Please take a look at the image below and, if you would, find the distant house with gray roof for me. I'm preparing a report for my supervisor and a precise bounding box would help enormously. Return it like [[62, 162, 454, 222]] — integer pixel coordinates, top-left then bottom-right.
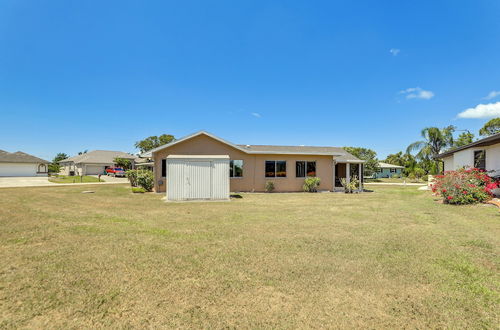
[[59, 150, 136, 176], [0, 150, 49, 177], [373, 162, 405, 178]]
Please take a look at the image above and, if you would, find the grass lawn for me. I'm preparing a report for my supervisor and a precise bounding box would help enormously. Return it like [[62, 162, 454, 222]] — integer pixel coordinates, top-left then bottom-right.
[[365, 177, 427, 184], [48, 175, 101, 184], [0, 185, 498, 328]]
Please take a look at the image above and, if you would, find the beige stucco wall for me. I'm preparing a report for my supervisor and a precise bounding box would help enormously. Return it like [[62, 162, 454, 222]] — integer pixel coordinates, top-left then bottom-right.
[[152, 134, 335, 193]]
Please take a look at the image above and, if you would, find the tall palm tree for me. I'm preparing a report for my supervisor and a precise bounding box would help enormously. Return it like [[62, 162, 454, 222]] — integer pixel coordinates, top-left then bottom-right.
[[406, 126, 455, 174]]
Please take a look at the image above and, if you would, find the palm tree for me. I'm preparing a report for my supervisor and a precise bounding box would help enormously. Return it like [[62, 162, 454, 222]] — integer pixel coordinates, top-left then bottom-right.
[[406, 126, 455, 174]]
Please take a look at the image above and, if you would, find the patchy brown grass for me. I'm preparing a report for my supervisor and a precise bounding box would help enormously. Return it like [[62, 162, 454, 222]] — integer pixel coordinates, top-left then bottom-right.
[[0, 185, 498, 328]]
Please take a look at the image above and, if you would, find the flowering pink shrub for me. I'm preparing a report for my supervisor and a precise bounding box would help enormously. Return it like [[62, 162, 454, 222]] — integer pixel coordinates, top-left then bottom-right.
[[431, 168, 496, 205]]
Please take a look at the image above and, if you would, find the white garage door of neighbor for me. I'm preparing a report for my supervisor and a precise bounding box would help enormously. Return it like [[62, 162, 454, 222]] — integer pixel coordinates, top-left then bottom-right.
[[85, 165, 105, 175], [0, 163, 37, 176]]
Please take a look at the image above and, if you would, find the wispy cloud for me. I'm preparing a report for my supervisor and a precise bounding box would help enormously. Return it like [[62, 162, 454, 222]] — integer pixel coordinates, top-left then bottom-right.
[[251, 112, 262, 118], [399, 87, 434, 100], [457, 102, 500, 119], [389, 48, 400, 56], [483, 90, 500, 100]]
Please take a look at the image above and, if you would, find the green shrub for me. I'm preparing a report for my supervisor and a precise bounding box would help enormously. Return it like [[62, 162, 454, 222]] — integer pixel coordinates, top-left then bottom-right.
[[340, 175, 360, 193], [126, 170, 138, 187], [421, 175, 429, 182], [137, 170, 154, 192], [303, 177, 321, 192], [265, 181, 275, 193], [132, 187, 146, 193], [391, 173, 401, 178], [431, 168, 495, 205]]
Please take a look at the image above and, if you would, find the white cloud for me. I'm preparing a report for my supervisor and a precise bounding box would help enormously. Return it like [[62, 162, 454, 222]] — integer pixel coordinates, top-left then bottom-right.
[[389, 48, 400, 56], [483, 91, 500, 100], [457, 102, 500, 119], [251, 112, 261, 118], [399, 87, 434, 100]]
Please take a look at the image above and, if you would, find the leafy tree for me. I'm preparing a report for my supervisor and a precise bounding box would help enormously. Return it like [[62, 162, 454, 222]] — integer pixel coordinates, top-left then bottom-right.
[[135, 134, 175, 153], [114, 157, 132, 170], [406, 126, 455, 174], [48, 152, 69, 173], [479, 118, 500, 136], [384, 152, 405, 167], [454, 131, 475, 147], [343, 147, 378, 176]]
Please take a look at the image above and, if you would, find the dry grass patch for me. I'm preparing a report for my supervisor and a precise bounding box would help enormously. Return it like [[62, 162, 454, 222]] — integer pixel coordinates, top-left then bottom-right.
[[0, 185, 498, 328]]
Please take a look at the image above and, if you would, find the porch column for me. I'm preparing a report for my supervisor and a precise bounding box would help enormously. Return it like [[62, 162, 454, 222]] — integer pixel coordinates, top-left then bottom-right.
[[358, 163, 363, 191], [332, 160, 336, 191], [346, 162, 350, 187]]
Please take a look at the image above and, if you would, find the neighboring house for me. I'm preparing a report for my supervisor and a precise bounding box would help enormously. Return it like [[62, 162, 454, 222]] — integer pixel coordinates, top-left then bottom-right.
[[141, 131, 365, 194], [373, 162, 404, 178], [0, 150, 49, 177], [59, 150, 136, 176], [437, 132, 500, 177]]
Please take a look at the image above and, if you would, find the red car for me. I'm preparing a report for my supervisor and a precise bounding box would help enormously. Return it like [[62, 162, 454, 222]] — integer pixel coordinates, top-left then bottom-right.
[[106, 167, 126, 177]]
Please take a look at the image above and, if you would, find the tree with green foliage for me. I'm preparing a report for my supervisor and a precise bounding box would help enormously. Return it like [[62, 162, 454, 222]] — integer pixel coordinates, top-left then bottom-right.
[[48, 152, 69, 173], [384, 152, 405, 167], [114, 158, 132, 170], [479, 118, 500, 136], [343, 147, 378, 176], [406, 126, 455, 174], [135, 134, 175, 153], [454, 131, 475, 147]]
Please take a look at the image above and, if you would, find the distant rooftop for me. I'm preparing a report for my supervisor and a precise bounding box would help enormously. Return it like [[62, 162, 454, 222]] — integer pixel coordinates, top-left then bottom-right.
[[0, 150, 49, 164], [60, 150, 136, 164]]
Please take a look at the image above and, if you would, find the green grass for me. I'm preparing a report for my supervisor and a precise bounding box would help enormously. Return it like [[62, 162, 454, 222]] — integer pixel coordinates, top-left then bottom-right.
[[365, 177, 427, 183], [48, 175, 101, 184], [0, 185, 498, 328]]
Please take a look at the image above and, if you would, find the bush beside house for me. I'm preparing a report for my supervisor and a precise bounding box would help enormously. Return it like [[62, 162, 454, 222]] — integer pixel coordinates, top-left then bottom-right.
[[126, 169, 154, 192], [431, 168, 497, 205]]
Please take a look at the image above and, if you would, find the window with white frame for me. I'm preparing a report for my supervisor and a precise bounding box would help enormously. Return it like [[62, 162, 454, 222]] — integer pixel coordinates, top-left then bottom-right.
[[296, 161, 316, 177], [265, 161, 286, 177], [474, 150, 486, 170], [230, 160, 243, 177]]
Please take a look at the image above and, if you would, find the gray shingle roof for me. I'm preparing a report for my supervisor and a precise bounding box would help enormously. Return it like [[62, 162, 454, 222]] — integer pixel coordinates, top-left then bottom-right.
[[237, 145, 362, 161], [0, 150, 49, 163], [60, 150, 136, 164]]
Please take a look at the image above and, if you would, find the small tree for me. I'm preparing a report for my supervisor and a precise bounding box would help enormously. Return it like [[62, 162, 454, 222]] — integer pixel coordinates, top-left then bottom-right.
[[137, 170, 154, 192], [126, 169, 138, 187], [49, 152, 69, 174], [479, 118, 500, 137], [114, 157, 132, 170]]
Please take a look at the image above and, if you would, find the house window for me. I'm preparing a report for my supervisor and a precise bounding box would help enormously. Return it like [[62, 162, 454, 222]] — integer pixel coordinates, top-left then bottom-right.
[[474, 150, 486, 170], [265, 161, 286, 177], [377, 168, 383, 173], [230, 160, 243, 177], [390, 168, 397, 173], [161, 159, 166, 177], [296, 161, 316, 177]]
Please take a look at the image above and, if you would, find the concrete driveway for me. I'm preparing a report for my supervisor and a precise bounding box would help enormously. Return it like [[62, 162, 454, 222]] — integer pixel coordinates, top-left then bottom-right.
[[0, 177, 56, 188]]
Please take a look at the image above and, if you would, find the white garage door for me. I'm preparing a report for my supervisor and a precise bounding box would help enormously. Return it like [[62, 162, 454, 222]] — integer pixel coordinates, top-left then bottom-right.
[[85, 165, 105, 175], [0, 163, 37, 176]]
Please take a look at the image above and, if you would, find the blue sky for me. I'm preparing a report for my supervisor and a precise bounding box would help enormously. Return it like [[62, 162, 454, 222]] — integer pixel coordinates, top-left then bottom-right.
[[1, 0, 500, 160]]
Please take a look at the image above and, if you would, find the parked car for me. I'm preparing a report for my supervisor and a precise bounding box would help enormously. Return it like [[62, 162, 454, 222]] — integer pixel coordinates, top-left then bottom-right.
[[106, 167, 126, 177]]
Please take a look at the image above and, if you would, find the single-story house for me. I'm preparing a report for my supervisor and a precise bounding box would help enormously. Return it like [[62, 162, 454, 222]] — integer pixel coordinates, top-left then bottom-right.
[[141, 131, 365, 195], [59, 150, 136, 176], [437, 132, 500, 177], [373, 162, 404, 178], [0, 150, 49, 177]]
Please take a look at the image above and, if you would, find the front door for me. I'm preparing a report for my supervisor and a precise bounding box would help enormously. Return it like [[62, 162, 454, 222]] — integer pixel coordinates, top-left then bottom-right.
[[335, 163, 346, 188], [185, 161, 212, 199]]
